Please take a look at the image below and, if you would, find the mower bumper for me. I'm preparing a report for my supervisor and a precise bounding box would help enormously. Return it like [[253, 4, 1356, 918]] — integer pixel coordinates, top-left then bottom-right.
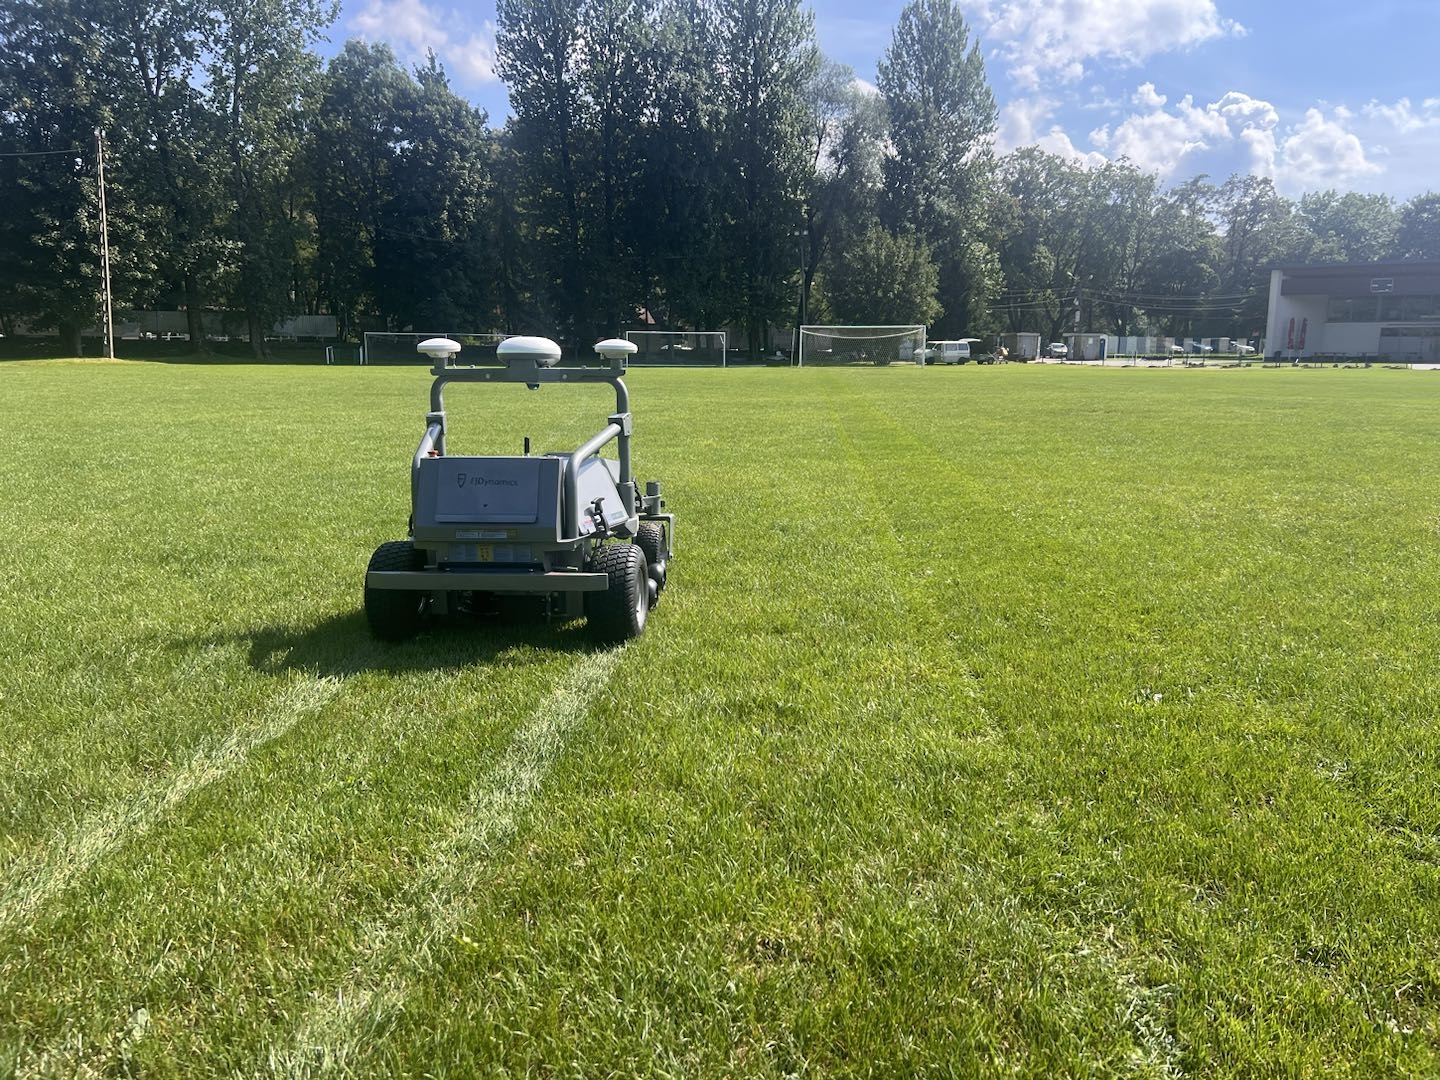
[[367, 569, 609, 593]]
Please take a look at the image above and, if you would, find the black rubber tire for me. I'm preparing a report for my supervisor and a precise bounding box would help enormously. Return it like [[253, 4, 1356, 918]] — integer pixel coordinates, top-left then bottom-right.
[[635, 522, 667, 593], [364, 540, 428, 641], [586, 543, 648, 643]]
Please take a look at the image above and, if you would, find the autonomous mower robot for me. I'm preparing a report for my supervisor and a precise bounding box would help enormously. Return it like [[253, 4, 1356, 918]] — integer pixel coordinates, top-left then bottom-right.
[[363, 335, 674, 643]]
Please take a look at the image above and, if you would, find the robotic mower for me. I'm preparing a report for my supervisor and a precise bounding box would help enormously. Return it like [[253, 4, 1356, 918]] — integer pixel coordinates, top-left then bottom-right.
[[363, 335, 674, 643]]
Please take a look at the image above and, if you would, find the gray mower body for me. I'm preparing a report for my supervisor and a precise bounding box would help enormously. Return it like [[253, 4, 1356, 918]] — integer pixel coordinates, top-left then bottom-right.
[[364, 336, 674, 641]]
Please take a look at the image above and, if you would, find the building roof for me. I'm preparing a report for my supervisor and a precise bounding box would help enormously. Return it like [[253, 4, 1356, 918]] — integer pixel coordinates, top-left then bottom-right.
[[1273, 259, 1440, 276]]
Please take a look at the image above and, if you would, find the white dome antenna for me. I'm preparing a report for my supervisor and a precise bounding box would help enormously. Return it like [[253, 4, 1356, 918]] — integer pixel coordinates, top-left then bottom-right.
[[417, 337, 463, 361], [594, 338, 638, 364], [498, 336, 563, 368]]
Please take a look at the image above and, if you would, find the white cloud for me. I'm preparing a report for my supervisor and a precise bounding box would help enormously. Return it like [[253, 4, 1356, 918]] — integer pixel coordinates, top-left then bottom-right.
[[1133, 82, 1167, 109], [996, 95, 1061, 150], [973, 0, 1244, 90], [1278, 108, 1380, 189], [1034, 128, 1108, 167], [996, 95, 1107, 164], [1361, 97, 1440, 134], [350, 0, 498, 86], [999, 84, 1414, 196], [1090, 93, 1233, 176]]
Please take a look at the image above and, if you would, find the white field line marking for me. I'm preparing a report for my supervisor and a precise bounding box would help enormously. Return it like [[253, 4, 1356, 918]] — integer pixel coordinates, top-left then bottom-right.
[[274, 647, 623, 1077], [0, 675, 339, 937]]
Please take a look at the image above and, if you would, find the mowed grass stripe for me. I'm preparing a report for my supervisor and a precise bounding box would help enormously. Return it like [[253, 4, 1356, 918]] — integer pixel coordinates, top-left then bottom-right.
[[0, 671, 339, 935], [274, 645, 624, 1076]]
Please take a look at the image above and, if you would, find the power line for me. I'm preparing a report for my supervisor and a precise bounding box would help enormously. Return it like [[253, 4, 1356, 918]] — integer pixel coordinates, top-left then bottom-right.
[[0, 147, 84, 158]]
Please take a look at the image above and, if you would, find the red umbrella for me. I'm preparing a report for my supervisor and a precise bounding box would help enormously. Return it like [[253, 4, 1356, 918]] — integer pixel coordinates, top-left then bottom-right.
[[1298, 317, 1308, 349], [1286, 317, 1295, 350]]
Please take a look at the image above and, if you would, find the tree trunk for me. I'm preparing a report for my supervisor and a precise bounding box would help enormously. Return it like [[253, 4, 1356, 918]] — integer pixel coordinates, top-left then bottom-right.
[[184, 275, 209, 354], [248, 311, 270, 360], [59, 318, 83, 357]]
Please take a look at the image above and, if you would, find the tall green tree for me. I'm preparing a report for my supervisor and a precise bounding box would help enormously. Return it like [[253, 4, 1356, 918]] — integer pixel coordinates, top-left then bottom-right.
[[800, 61, 886, 333], [1297, 190, 1398, 264], [0, 0, 107, 353], [636, 0, 727, 330], [713, 0, 817, 356], [309, 40, 412, 340], [822, 223, 940, 327], [206, 0, 335, 358], [497, 0, 584, 340], [878, 0, 996, 336], [1084, 160, 1162, 337], [100, 0, 225, 350], [1130, 177, 1220, 338], [1212, 175, 1304, 339], [373, 57, 493, 332], [1393, 192, 1440, 260], [991, 147, 1088, 341]]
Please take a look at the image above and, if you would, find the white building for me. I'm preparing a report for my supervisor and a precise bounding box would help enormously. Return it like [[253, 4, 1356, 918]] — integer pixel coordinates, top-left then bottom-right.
[[1265, 261, 1440, 362]]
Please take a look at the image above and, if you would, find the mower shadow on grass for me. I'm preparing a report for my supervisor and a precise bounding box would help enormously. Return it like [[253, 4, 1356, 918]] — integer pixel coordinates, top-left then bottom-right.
[[183, 607, 601, 680]]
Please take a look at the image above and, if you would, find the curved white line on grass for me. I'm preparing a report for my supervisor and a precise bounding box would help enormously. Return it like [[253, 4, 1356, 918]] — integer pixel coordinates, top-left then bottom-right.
[[0, 676, 339, 937], [274, 646, 624, 1077]]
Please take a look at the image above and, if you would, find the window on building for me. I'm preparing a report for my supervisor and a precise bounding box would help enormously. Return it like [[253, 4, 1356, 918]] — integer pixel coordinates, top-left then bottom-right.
[[1327, 295, 1380, 322], [1400, 295, 1440, 320]]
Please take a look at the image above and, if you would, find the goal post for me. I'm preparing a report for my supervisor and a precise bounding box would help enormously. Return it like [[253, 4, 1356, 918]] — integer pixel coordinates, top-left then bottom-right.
[[361, 331, 508, 366], [623, 330, 727, 367], [797, 325, 927, 367]]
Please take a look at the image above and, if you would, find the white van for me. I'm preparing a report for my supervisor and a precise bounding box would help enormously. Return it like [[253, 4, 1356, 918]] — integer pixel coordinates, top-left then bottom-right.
[[934, 339, 983, 364]]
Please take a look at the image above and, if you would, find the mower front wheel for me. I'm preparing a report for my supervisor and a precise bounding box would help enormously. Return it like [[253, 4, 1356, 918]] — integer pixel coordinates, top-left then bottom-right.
[[365, 540, 428, 641], [586, 543, 649, 643]]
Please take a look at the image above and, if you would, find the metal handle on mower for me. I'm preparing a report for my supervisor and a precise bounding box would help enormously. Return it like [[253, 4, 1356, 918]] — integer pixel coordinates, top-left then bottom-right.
[[411, 420, 444, 509], [562, 423, 624, 540]]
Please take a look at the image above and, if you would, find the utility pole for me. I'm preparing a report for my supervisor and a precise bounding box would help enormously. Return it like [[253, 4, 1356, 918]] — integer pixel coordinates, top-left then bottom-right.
[[95, 128, 114, 360], [792, 229, 807, 365]]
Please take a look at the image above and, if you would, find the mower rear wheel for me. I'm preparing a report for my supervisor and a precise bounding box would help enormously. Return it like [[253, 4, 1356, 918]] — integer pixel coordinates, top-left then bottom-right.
[[586, 543, 648, 642], [365, 540, 428, 641], [635, 522, 668, 595]]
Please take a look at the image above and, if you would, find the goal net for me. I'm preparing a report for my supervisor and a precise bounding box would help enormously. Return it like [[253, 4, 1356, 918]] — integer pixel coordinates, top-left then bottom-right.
[[324, 343, 363, 365], [624, 331, 728, 367], [361, 331, 508, 366], [797, 325, 927, 367]]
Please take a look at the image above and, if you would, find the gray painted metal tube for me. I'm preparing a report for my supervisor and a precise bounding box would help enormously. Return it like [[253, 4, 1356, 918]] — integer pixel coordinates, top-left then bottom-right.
[[411, 422, 443, 507], [564, 423, 622, 537]]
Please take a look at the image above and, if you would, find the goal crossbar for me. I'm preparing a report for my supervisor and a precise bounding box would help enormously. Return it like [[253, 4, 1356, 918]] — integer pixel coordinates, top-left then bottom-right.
[[361, 331, 507, 366], [798, 325, 927, 367]]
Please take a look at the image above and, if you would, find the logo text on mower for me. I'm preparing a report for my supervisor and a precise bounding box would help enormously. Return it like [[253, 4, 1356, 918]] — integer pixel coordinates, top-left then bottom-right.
[[454, 471, 518, 488]]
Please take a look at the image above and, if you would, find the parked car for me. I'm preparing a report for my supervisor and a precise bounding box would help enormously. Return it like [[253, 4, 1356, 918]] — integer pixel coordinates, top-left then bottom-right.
[[1169, 344, 1186, 354], [1047, 342, 1068, 358], [1236, 343, 1257, 355], [1190, 342, 1213, 353]]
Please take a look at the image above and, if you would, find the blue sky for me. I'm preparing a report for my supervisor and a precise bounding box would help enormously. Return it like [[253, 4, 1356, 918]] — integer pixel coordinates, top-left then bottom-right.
[[332, 0, 1440, 200]]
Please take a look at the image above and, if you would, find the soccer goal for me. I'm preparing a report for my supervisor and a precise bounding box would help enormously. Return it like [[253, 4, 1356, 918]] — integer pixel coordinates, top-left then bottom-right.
[[361, 331, 508, 366], [797, 325, 927, 367], [624, 330, 728, 367], [324, 343, 363, 365]]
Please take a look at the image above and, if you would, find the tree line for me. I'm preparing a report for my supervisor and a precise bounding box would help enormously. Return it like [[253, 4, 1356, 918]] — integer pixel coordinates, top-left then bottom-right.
[[3, 0, 1440, 359]]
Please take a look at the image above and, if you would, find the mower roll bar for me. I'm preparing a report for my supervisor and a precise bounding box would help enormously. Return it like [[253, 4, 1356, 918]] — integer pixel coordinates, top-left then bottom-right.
[[413, 354, 637, 540]]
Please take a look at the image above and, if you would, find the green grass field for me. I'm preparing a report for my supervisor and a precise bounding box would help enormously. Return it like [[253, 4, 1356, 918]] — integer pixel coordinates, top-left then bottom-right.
[[2, 360, 1439, 1076]]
